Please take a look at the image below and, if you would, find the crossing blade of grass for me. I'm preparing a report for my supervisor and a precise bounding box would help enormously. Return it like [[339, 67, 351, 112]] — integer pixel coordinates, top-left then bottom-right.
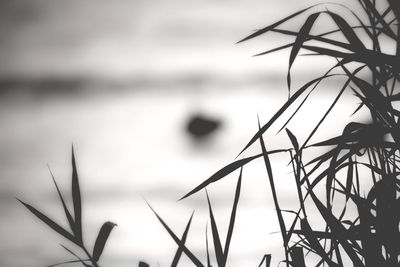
[[308, 122, 367, 148], [237, 5, 319, 43], [303, 44, 398, 68], [48, 166, 75, 234], [48, 259, 91, 267], [92, 221, 117, 263], [206, 190, 224, 267], [257, 254, 271, 267], [17, 198, 77, 245], [327, 12, 365, 51], [223, 167, 243, 266], [253, 27, 355, 57], [308, 189, 364, 266], [345, 157, 354, 202], [180, 153, 261, 200], [307, 151, 353, 190], [257, 118, 289, 267], [299, 218, 337, 267], [238, 74, 337, 157], [285, 207, 302, 248], [325, 148, 341, 211], [171, 211, 195, 267], [346, 72, 393, 114], [360, 0, 396, 39], [60, 244, 91, 267], [286, 129, 299, 153], [71, 146, 83, 243], [181, 150, 288, 200], [287, 129, 308, 218], [146, 201, 204, 267], [299, 69, 361, 151], [278, 62, 344, 134], [254, 42, 294, 57], [288, 12, 320, 90]]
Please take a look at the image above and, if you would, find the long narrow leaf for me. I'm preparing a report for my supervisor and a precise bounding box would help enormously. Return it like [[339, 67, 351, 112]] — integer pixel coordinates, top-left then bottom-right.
[[258, 254, 272, 267], [71, 147, 82, 243], [288, 12, 320, 90], [48, 166, 75, 234], [48, 259, 91, 267], [92, 221, 117, 262], [308, 189, 364, 266], [171, 211, 195, 267], [238, 74, 337, 157], [206, 190, 224, 267], [181, 150, 288, 200], [327, 12, 365, 50], [17, 199, 76, 244], [59, 244, 91, 267], [258, 119, 289, 267], [146, 202, 204, 267], [223, 167, 243, 266], [237, 5, 318, 43], [206, 224, 211, 267]]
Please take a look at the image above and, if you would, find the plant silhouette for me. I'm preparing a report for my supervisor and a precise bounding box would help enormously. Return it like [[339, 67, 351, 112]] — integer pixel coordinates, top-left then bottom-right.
[[175, 0, 400, 266], [18, 148, 121, 267], [19, 0, 400, 266]]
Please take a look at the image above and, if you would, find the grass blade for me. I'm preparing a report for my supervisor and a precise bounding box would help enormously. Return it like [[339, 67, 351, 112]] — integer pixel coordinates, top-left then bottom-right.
[[308, 189, 364, 266], [48, 166, 75, 234], [206, 224, 211, 267], [360, 0, 396, 39], [238, 74, 337, 157], [288, 12, 320, 90], [48, 259, 91, 267], [258, 118, 289, 267], [299, 218, 337, 266], [237, 5, 318, 43], [59, 244, 91, 267], [286, 129, 299, 153], [17, 198, 76, 244], [92, 221, 117, 262], [206, 190, 224, 267], [71, 146, 82, 243], [299, 73, 356, 151], [171, 211, 195, 267], [146, 202, 204, 267], [258, 254, 271, 267], [181, 151, 288, 200], [327, 12, 365, 51], [345, 157, 354, 202], [223, 167, 243, 266]]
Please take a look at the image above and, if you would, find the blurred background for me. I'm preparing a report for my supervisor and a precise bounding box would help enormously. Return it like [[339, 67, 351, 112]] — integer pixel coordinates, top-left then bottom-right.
[[0, 0, 360, 266]]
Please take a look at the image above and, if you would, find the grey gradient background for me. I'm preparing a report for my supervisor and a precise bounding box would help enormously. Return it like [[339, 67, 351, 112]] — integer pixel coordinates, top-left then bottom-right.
[[0, 0, 362, 266]]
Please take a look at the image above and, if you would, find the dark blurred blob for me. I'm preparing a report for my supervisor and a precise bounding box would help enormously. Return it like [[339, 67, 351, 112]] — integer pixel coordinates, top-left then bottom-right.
[[185, 113, 221, 140]]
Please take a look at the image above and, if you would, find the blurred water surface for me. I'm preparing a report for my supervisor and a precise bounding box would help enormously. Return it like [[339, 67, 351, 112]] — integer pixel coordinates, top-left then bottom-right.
[[0, 0, 359, 266]]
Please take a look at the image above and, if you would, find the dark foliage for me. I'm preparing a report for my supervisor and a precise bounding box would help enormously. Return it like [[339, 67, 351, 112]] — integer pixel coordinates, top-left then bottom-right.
[[18, 148, 133, 267], [178, 0, 400, 266], [19, 0, 400, 266]]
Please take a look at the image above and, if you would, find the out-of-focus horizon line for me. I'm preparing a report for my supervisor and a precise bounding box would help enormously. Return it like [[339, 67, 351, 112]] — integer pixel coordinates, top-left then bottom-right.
[[0, 72, 287, 95]]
